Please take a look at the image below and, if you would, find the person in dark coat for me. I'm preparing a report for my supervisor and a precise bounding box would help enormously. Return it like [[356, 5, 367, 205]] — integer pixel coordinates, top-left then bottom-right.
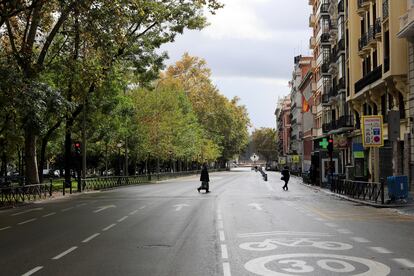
[[281, 166, 290, 191], [198, 164, 210, 193]]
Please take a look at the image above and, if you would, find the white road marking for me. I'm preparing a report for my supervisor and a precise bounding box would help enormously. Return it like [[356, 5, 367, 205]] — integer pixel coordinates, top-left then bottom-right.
[[392, 258, 414, 268], [350, 237, 371, 243], [76, 203, 87, 207], [42, 212, 56, 218], [139, 205, 147, 210], [82, 233, 100, 243], [223, 262, 232, 276], [22, 266, 43, 276], [238, 231, 332, 238], [218, 221, 224, 229], [118, 216, 128, 222], [18, 218, 37, 225], [94, 205, 116, 213], [248, 203, 263, 211], [315, 218, 326, 222], [102, 224, 116, 231], [337, 229, 353, 234], [219, 230, 225, 241], [244, 253, 391, 276], [221, 244, 228, 259], [129, 210, 139, 215], [0, 226, 11, 231], [174, 204, 189, 211], [325, 223, 339, 228], [52, 246, 78, 260], [61, 207, 74, 212], [369, 247, 392, 254], [11, 208, 43, 216]]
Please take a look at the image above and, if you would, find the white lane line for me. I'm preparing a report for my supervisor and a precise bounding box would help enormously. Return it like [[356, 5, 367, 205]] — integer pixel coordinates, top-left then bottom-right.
[[337, 229, 353, 234], [118, 216, 128, 222], [219, 230, 225, 242], [350, 237, 371, 243], [218, 221, 224, 229], [102, 224, 116, 231], [221, 244, 228, 259], [238, 231, 332, 238], [11, 208, 43, 216], [22, 266, 43, 276], [82, 233, 100, 243], [18, 218, 37, 225], [223, 262, 232, 276], [369, 247, 392, 254], [52, 246, 78, 260], [129, 210, 139, 215], [325, 223, 339, 228], [42, 212, 56, 218], [0, 226, 11, 231], [61, 207, 74, 212], [393, 258, 414, 268], [139, 205, 147, 210]]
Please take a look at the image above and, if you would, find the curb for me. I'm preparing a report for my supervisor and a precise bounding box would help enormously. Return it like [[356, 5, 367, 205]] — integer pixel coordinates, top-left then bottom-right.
[[300, 181, 414, 209]]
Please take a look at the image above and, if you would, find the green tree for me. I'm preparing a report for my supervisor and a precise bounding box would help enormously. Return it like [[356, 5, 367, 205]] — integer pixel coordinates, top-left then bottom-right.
[[251, 128, 278, 163]]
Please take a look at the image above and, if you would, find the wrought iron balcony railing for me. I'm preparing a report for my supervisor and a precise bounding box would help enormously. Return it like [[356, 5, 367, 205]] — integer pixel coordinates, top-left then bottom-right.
[[358, 33, 368, 52], [355, 65, 382, 93], [375, 18, 382, 36], [383, 0, 389, 20]]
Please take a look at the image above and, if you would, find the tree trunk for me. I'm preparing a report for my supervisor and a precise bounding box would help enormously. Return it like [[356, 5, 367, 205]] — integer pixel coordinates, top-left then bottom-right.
[[64, 118, 73, 187], [25, 128, 40, 184]]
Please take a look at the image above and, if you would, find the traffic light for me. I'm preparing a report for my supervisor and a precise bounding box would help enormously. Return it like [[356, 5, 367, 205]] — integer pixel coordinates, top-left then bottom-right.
[[327, 138, 334, 156], [74, 142, 81, 155]]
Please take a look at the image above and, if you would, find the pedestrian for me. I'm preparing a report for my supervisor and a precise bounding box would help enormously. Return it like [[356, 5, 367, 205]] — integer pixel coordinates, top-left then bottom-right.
[[281, 166, 290, 191], [198, 163, 210, 193]]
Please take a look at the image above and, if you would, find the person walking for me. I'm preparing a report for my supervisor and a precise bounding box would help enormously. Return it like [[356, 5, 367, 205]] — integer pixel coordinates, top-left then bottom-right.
[[281, 166, 290, 191], [198, 164, 210, 193]]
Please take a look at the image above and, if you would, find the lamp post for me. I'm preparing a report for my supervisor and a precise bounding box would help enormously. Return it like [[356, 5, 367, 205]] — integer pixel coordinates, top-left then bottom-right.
[[117, 142, 123, 176]]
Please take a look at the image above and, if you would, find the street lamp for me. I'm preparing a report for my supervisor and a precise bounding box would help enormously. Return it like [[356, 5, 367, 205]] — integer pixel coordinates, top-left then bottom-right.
[[117, 142, 123, 176]]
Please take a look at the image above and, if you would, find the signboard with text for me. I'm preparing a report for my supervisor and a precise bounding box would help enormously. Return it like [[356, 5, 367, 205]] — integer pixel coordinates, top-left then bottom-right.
[[362, 115, 384, 147]]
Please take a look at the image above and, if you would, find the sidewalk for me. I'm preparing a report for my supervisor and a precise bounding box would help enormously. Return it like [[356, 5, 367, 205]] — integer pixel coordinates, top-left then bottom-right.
[[294, 175, 414, 211]]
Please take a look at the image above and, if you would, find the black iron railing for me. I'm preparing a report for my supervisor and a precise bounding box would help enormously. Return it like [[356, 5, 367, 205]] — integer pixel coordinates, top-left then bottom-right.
[[338, 0, 344, 13], [358, 33, 367, 52], [337, 77, 345, 91], [375, 18, 382, 35], [331, 177, 385, 204], [0, 183, 52, 206], [336, 115, 354, 128], [321, 32, 330, 43], [367, 25, 375, 44], [355, 65, 382, 93], [321, 3, 330, 13], [383, 0, 389, 20]]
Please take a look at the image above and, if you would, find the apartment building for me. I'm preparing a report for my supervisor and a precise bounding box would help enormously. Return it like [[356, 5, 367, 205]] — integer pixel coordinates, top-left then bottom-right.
[[397, 0, 414, 192], [275, 96, 291, 159], [348, 0, 409, 183], [289, 55, 313, 172]]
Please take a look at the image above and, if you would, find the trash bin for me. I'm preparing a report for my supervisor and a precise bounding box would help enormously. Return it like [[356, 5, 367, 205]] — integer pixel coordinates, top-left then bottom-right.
[[386, 176, 408, 200]]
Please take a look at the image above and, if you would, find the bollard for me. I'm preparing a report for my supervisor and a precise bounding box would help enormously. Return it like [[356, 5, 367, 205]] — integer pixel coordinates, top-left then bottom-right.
[[380, 178, 385, 204], [49, 179, 53, 197]]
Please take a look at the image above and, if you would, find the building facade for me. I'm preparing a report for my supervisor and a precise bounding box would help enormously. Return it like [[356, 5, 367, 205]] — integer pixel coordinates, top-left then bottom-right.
[[275, 96, 292, 160]]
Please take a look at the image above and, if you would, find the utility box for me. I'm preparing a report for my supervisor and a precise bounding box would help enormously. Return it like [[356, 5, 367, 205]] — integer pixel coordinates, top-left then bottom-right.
[[387, 176, 408, 200]]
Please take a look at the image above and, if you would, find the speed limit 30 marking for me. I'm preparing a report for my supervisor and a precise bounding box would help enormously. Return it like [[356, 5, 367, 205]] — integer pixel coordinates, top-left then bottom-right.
[[244, 253, 391, 276]]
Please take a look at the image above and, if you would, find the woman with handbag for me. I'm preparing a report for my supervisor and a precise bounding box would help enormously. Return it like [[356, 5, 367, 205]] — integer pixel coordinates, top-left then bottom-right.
[[198, 164, 210, 193], [281, 166, 290, 191]]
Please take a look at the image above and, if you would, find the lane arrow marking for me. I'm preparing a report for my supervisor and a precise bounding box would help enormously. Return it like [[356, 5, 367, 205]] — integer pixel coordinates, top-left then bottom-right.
[[248, 203, 263, 211], [174, 204, 189, 211], [94, 205, 116, 213]]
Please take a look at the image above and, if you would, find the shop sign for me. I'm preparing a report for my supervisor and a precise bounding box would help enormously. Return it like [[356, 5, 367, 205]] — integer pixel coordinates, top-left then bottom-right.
[[279, 157, 286, 165]]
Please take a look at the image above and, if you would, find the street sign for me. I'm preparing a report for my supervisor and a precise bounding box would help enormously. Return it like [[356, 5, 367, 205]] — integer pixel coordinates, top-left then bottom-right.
[[250, 154, 259, 162], [362, 115, 384, 147], [292, 155, 300, 163], [279, 157, 286, 165]]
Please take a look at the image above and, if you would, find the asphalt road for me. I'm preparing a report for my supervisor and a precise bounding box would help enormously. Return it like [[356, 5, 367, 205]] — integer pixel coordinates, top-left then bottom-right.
[[1, 168, 414, 276]]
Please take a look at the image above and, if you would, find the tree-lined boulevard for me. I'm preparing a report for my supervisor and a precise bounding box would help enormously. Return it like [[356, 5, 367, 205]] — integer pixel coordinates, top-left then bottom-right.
[[1, 169, 414, 275]]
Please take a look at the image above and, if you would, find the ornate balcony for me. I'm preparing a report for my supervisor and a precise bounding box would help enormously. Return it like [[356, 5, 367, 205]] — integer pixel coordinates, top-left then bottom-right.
[[375, 18, 382, 40], [357, 0, 369, 16], [367, 25, 376, 48], [358, 33, 369, 57], [309, 36, 316, 49], [338, 0, 344, 15], [397, 6, 414, 38], [354, 65, 382, 94], [321, 32, 331, 45], [309, 14, 316, 27], [383, 0, 389, 21]]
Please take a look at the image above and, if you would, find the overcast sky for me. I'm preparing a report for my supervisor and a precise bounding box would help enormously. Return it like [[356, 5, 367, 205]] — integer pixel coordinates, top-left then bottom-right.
[[161, 0, 312, 131]]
